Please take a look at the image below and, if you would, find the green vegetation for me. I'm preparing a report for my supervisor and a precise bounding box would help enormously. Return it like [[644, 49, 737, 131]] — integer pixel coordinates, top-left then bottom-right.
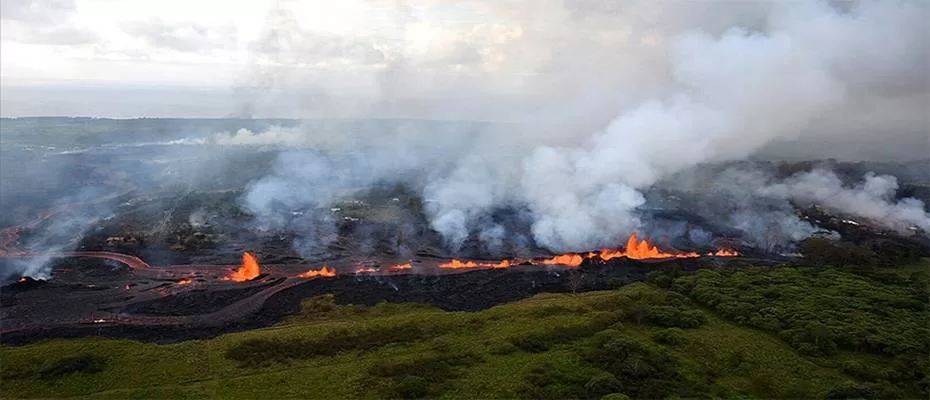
[[3, 262, 928, 399]]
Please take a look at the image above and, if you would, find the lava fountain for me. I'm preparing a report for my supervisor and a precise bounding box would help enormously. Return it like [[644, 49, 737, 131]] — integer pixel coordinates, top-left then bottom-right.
[[224, 251, 262, 282], [439, 233, 739, 270], [595, 233, 700, 261], [298, 265, 337, 279]]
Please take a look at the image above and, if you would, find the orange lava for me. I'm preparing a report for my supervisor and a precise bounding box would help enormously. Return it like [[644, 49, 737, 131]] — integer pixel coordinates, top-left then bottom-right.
[[389, 262, 413, 272], [538, 254, 584, 267], [224, 251, 261, 282], [439, 259, 513, 269], [298, 265, 336, 279], [439, 233, 738, 270], [177, 279, 193, 285], [617, 232, 700, 260], [709, 248, 740, 256]]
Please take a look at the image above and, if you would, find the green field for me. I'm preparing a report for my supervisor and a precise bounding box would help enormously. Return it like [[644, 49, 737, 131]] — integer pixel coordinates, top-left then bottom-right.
[[2, 263, 927, 399]]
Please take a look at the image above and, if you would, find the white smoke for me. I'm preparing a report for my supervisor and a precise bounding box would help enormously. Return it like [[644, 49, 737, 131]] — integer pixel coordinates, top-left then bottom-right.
[[238, 1, 928, 253], [762, 169, 930, 233]]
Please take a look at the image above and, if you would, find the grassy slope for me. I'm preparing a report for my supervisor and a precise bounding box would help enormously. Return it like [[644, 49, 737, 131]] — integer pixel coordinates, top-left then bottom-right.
[[2, 263, 927, 399]]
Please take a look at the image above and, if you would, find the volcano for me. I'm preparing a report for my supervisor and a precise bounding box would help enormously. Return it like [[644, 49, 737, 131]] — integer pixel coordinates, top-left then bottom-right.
[[1, 158, 926, 346], [0, 205, 749, 346]]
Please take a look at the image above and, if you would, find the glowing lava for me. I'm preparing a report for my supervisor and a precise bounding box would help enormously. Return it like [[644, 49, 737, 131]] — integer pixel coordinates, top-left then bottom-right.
[[355, 267, 379, 274], [439, 233, 737, 270], [389, 262, 413, 272], [298, 266, 336, 278], [177, 279, 193, 285], [538, 254, 584, 267], [618, 232, 699, 260], [439, 259, 513, 269], [224, 251, 261, 282]]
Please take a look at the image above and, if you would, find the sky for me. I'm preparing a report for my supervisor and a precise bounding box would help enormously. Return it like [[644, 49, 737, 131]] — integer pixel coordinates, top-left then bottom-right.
[[0, 0, 927, 129], [0, 0, 547, 117]]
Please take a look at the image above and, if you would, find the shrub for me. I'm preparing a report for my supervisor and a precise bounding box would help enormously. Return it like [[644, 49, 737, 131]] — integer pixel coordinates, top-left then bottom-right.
[[522, 362, 604, 399], [510, 333, 550, 353], [39, 355, 107, 379], [368, 352, 479, 398], [652, 328, 685, 346], [393, 375, 430, 398], [226, 320, 455, 367], [488, 341, 518, 355], [799, 237, 878, 268], [584, 372, 622, 394], [578, 335, 703, 398], [824, 386, 878, 399], [623, 305, 706, 328]]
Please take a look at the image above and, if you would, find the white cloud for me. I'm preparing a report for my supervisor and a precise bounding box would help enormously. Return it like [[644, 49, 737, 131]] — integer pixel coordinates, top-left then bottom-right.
[[122, 18, 238, 53], [1, 0, 98, 45]]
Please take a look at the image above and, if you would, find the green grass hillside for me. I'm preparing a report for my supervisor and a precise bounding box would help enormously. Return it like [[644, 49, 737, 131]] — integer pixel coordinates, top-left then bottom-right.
[[2, 262, 927, 399]]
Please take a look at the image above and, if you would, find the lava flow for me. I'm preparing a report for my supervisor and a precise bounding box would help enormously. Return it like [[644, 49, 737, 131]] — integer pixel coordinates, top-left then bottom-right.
[[439, 259, 513, 269], [224, 251, 262, 282], [297, 265, 337, 278], [388, 262, 413, 272], [439, 233, 739, 270]]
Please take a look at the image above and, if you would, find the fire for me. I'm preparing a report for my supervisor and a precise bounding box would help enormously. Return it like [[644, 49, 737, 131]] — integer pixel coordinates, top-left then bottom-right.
[[177, 279, 193, 285], [389, 262, 413, 272], [224, 251, 261, 282], [298, 265, 336, 279], [709, 248, 740, 256]]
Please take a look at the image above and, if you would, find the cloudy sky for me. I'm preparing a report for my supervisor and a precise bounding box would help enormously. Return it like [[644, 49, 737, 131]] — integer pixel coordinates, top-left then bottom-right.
[[1, 0, 562, 117], [1, 0, 770, 118], [1, 0, 927, 128]]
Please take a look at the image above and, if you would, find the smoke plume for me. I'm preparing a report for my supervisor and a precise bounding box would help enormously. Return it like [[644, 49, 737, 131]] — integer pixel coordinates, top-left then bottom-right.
[[762, 169, 930, 233], [237, 0, 928, 253]]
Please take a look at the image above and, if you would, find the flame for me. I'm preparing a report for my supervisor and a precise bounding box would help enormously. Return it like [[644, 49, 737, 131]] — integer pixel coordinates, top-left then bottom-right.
[[224, 251, 261, 282], [298, 265, 336, 279], [177, 279, 193, 285], [709, 248, 740, 256], [389, 262, 413, 272]]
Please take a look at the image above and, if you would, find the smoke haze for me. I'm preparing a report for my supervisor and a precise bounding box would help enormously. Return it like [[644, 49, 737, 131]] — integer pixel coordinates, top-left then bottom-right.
[[237, 0, 929, 253]]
